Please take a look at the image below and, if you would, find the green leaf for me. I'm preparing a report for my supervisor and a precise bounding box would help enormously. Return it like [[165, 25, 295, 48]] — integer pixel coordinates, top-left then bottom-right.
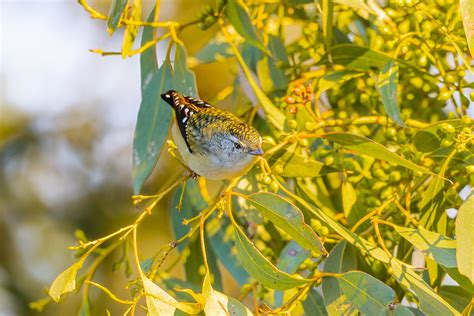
[[322, 241, 357, 310], [191, 36, 232, 66], [233, 221, 309, 290], [140, 7, 158, 92], [142, 276, 201, 315], [207, 216, 250, 286], [49, 256, 87, 302], [246, 192, 326, 255], [132, 61, 173, 194], [203, 271, 253, 315], [225, 0, 268, 54], [334, 271, 396, 315], [392, 224, 456, 268], [377, 60, 403, 126], [460, 0, 474, 58], [390, 259, 459, 316], [174, 43, 198, 96], [269, 147, 339, 178], [439, 285, 472, 312], [316, 70, 365, 97], [301, 288, 328, 316], [323, 132, 435, 176], [121, 2, 141, 59], [322, 0, 334, 53], [456, 193, 474, 284], [274, 240, 310, 306], [106, 0, 127, 34], [342, 181, 357, 218], [333, 0, 372, 11]]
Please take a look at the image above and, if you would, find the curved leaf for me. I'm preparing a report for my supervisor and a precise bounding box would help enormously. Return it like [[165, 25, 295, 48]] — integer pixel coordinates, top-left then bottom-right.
[[121, 2, 141, 58], [323, 132, 435, 176], [334, 271, 396, 315], [247, 192, 326, 255], [132, 61, 173, 194], [393, 224, 456, 268], [456, 193, 474, 283], [233, 222, 309, 290], [225, 0, 268, 54], [302, 288, 328, 316], [174, 43, 198, 96], [140, 7, 158, 93], [322, 241, 357, 311], [106, 0, 127, 34], [203, 272, 253, 316], [377, 60, 403, 126], [390, 259, 459, 316], [461, 0, 474, 57], [49, 257, 87, 302]]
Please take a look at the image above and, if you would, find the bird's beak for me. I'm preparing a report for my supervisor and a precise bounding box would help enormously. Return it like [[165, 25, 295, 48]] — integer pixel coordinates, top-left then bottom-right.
[[248, 148, 264, 156]]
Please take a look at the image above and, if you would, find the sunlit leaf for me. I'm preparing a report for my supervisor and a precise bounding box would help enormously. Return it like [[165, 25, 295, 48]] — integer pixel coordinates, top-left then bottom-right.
[[390, 259, 459, 316], [334, 271, 396, 315], [225, 0, 268, 54], [460, 0, 474, 57], [142, 276, 203, 315], [247, 192, 325, 255], [456, 194, 474, 284], [323, 132, 435, 176], [393, 224, 456, 268], [377, 60, 403, 126], [269, 147, 340, 178], [322, 241, 357, 311], [203, 272, 253, 316], [440, 285, 472, 312], [333, 0, 372, 11], [342, 181, 357, 218], [49, 257, 87, 302], [233, 220, 309, 290], [121, 2, 141, 58], [106, 0, 127, 34], [316, 70, 365, 97]]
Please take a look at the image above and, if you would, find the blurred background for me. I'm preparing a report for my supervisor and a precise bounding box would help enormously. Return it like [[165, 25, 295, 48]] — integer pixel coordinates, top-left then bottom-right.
[[0, 1, 234, 315]]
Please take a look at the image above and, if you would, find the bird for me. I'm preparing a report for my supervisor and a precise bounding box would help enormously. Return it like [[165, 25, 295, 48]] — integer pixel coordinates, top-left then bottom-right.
[[161, 90, 263, 180]]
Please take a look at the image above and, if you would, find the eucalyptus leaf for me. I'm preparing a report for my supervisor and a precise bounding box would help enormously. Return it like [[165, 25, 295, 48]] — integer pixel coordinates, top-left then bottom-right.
[[377, 60, 404, 126], [121, 2, 140, 58], [301, 288, 328, 316], [132, 61, 173, 194], [335, 271, 396, 315], [49, 257, 87, 302], [225, 0, 269, 54], [323, 132, 435, 176], [106, 0, 127, 34], [456, 194, 474, 284], [233, 221, 309, 290], [247, 192, 326, 255], [393, 224, 456, 268], [203, 272, 253, 316], [460, 0, 474, 57]]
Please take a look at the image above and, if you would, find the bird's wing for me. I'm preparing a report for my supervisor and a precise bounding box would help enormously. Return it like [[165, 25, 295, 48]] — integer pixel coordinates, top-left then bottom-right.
[[161, 90, 212, 153]]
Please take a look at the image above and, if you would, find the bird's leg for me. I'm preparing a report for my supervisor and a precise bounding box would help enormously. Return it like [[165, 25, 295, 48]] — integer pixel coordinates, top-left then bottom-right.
[[190, 171, 200, 180]]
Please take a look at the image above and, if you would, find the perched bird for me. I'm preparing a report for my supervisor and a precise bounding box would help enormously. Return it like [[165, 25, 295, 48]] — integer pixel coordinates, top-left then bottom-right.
[[161, 90, 263, 180]]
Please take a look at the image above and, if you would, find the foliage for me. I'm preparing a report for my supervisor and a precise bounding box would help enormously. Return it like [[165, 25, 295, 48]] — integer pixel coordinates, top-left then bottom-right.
[[37, 0, 474, 315]]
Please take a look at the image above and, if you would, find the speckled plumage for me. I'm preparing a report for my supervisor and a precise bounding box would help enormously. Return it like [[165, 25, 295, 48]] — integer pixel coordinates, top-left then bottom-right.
[[161, 90, 263, 180]]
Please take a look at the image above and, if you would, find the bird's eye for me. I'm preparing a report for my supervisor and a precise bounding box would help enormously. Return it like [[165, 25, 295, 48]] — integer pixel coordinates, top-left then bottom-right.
[[234, 142, 242, 150]]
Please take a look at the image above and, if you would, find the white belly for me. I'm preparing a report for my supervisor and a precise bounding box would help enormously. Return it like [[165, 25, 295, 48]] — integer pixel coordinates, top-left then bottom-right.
[[171, 124, 256, 180]]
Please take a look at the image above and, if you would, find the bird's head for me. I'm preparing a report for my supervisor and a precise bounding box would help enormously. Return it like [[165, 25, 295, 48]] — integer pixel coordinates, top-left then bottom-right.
[[212, 121, 263, 165]]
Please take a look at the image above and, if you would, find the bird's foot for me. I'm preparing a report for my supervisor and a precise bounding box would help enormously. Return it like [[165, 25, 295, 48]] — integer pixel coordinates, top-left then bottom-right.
[[190, 171, 200, 180]]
